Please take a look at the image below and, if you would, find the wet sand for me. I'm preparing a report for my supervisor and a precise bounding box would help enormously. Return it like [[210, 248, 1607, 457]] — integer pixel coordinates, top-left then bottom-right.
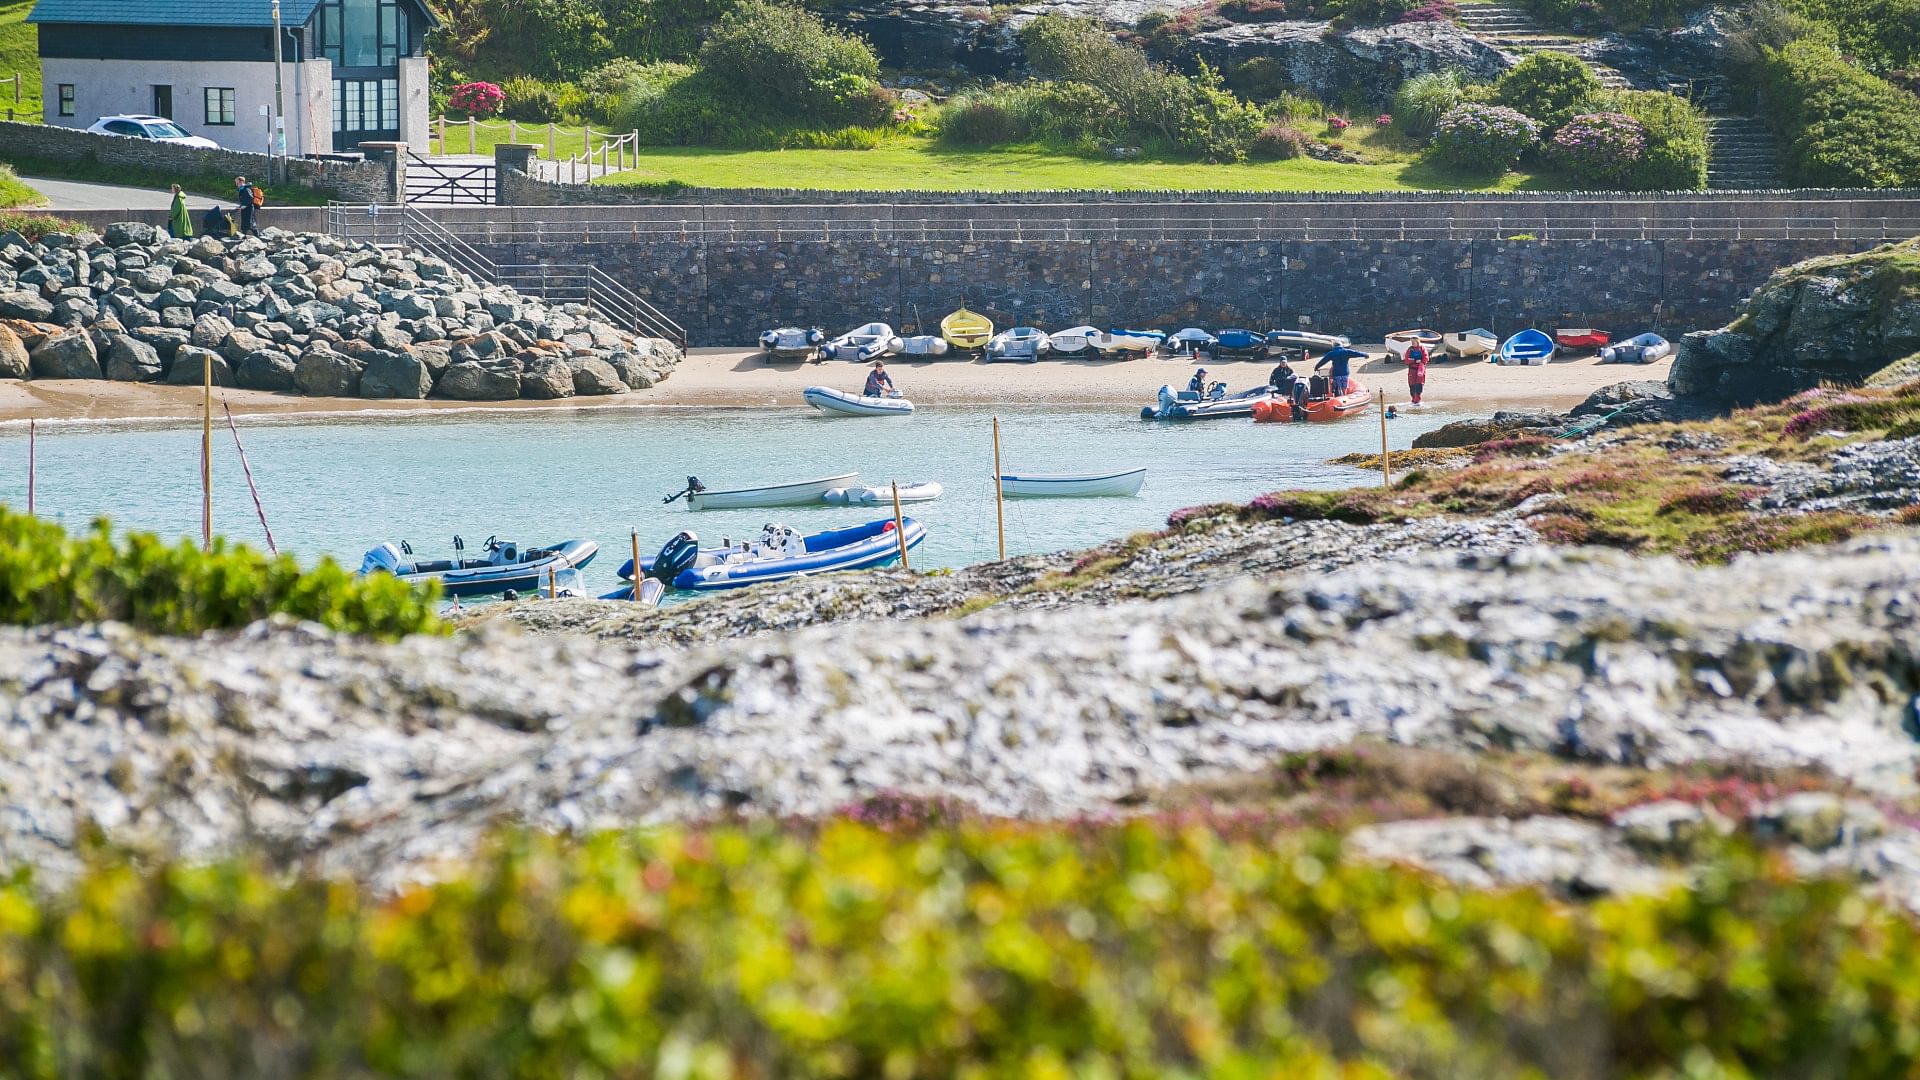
[[0, 347, 1670, 424]]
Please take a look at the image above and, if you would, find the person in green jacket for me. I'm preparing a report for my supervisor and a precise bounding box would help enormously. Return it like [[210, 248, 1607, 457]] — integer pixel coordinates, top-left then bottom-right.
[[167, 184, 192, 239]]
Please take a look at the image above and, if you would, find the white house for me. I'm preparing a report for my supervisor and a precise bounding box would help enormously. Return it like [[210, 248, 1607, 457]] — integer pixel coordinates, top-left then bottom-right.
[[30, 0, 438, 156]]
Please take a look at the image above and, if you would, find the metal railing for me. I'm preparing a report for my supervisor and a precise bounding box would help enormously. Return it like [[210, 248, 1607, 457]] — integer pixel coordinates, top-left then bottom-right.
[[417, 211, 1920, 245], [323, 204, 686, 347], [405, 152, 495, 205]]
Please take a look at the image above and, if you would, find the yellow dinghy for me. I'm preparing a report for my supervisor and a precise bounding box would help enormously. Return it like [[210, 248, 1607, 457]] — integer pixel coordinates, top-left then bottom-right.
[[941, 307, 993, 352]]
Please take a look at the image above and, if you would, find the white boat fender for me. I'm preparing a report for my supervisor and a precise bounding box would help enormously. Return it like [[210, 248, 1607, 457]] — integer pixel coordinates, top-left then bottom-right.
[[823, 487, 849, 505]]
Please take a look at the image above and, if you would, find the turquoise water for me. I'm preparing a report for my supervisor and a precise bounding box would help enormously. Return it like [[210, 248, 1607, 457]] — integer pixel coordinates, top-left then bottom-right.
[[0, 403, 1460, 592]]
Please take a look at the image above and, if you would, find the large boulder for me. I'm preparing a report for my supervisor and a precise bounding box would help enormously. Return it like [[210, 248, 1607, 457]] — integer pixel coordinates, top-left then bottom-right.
[[572, 356, 629, 396], [104, 221, 158, 248], [28, 329, 102, 379], [293, 347, 365, 397], [435, 361, 521, 401], [190, 313, 235, 349], [102, 334, 164, 382], [0, 324, 28, 379], [0, 290, 53, 322], [518, 355, 576, 400], [166, 345, 232, 386], [359, 349, 431, 399], [235, 348, 299, 392], [1186, 20, 1514, 104], [1671, 240, 1920, 402]]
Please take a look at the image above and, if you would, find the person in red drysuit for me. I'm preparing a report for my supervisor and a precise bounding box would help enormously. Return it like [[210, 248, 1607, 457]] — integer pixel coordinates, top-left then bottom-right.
[[1404, 342, 1430, 405]]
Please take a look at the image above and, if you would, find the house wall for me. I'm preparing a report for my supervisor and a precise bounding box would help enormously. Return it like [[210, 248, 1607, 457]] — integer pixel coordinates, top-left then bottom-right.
[[396, 55, 429, 152], [40, 57, 337, 157]]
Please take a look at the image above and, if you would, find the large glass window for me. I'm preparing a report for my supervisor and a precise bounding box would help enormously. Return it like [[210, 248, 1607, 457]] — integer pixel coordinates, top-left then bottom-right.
[[319, 0, 409, 67], [333, 79, 398, 136]]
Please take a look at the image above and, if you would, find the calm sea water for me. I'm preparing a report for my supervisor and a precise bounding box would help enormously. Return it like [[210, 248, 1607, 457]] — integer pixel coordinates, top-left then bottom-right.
[[0, 403, 1461, 593]]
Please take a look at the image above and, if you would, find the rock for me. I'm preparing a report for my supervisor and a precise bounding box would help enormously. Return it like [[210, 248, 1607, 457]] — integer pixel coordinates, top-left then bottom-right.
[[166, 345, 231, 386], [293, 347, 364, 397], [0, 290, 54, 322], [102, 334, 164, 382], [190, 313, 235, 349], [0, 324, 28, 379], [518, 355, 576, 399], [1612, 800, 1733, 857], [1412, 413, 1559, 448], [411, 342, 454, 378], [218, 329, 274, 364], [235, 348, 298, 392], [434, 361, 521, 401], [572, 357, 629, 396], [188, 236, 227, 262], [359, 349, 431, 399], [1188, 21, 1514, 104], [1749, 793, 1887, 852], [1347, 816, 1667, 896], [28, 329, 102, 379], [104, 221, 158, 248]]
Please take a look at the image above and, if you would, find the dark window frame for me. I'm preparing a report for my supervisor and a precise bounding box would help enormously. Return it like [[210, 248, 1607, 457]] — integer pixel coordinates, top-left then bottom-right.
[[317, 0, 411, 67], [204, 87, 237, 127], [57, 84, 75, 117]]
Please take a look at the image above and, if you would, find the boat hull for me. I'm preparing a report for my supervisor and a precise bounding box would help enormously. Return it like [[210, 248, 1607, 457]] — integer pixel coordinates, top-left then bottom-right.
[[820, 323, 900, 361], [688, 472, 860, 510], [1265, 330, 1351, 352], [1554, 328, 1611, 352], [1142, 385, 1284, 420], [941, 308, 993, 351], [1600, 333, 1671, 364], [1000, 469, 1147, 498], [823, 481, 944, 505], [1498, 329, 1556, 366], [1251, 379, 1373, 422], [898, 335, 951, 358], [1442, 329, 1497, 359], [1047, 326, 1099, 354], [804, 386, 916, 416], [760, 327, 822, 361], [627, 518, 928, 591], [1385, 330, 1444, 362], [371, 538, 599, 598], [986, 328, 1050, 363]]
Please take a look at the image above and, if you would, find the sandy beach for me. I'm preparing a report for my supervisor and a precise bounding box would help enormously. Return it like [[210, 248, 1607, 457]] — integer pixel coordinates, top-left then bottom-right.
[[0, 347, 1669, 424]]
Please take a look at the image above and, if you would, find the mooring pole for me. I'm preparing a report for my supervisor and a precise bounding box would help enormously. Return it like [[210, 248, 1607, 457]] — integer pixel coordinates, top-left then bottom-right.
[[992, 417, 1006, 560], [631, 528, 643, 601], [1379, 388, 1391, 488], [26, 418, 34, 517], [201, 354, 212, 550], [891, 481, 909, 570]]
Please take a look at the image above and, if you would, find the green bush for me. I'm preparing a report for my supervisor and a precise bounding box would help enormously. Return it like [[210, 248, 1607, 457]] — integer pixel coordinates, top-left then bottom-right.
[[1392, 69, 1465, 136], [1021, 16, 1194, 147], [698, 0, 882, 129], [1519, 0, 1706, 30], [1224, 56, 1296, 101], [1427, 102, 1541, 168], [1605, 88, 1710, 189], [1785, 0, 1920, 72], [430, 0, 750, 77], [9, 822, 1920, 1075], [937, 87, 1034, 145], [1546, 110, 1648, 185], [0, 508, 441, 638], [937, 81, 1122, 147], [1756, 38, 1920, 186], [498, 76, 567, 122], [1250, 121, 1312, 158], [1493, 52, 1603, 130], [1177, 61, 1267, 161]]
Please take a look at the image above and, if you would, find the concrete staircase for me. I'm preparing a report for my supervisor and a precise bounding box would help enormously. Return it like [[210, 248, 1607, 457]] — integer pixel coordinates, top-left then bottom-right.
[[1456, 3, 1783, 189]]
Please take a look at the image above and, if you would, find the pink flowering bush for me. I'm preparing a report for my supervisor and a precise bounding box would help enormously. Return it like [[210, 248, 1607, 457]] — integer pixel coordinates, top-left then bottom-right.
[[448, 81, 505, 119], [1428, 103, 1540, 168], [1397, 0, 1459, 20], [1546, 111, 1648, 185], [1326, 115, 1351, 132], [1375, 113, 1393, 126]]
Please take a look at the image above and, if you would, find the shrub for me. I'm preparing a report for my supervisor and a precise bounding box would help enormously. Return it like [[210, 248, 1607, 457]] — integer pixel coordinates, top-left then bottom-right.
[[1427, 103, 1541, 168], [1494, 52, 1603, 129], [0, 212, 85, 240], [498, 76, 566, 122], [1022, 16, 1194, 146], [1546, 111, 1648, 184], [1178, 62, 1268, 161], [1251, 121, 1312, 158], [936, 81, 1121, 146], [579, 56, 648, 99], [1604, 88, 1709, 189], [1519, 0, 1704, 30], [1225, 56, 1296, 101], [1398, 0, 1460, 19], [1329, 0, 1425, 20], [1393, 69, 1465, 136], [0, 509, 441, 638], [447, 80, 505, 119], [698, 0, 882, 128], [1782, 0, 1920, 72], [1755, 39, 1920, 187], [937, 87, 1033, 144]]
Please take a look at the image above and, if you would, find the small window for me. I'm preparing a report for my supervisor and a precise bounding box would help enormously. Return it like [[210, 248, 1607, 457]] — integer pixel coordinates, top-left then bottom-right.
[[57, 84, 74, 117], [204, 87, 236, 126]]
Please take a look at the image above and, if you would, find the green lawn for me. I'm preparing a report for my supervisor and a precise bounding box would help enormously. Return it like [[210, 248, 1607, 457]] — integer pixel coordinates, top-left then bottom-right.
[[0, 0, 39, 123], [428, 117, 612, 160], [595, 136, 1543, 193], [0, 163, 42, 208]]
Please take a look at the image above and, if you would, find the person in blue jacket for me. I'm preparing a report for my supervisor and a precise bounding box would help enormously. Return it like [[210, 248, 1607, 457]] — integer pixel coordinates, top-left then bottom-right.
[[1314, 348, 1356, 395], [1188, 367, 1209, 395]]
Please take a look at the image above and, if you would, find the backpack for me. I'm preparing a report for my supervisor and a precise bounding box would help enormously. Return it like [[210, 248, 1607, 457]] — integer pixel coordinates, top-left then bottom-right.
[[249, 185, 265, 208]]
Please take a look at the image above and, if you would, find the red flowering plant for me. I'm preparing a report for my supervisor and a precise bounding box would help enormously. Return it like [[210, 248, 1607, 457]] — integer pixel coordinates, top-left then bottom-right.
[[1375, 113, 1393, 126], [1327, 115, 1351, 132], [448, 81, 505, 119]]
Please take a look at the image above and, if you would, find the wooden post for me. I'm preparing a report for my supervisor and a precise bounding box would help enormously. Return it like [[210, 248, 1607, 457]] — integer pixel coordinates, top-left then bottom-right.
[[891, 482, 909, 570], [547, 122, 555, 158], [509, 119, 517, 144], [1378, 388, 1391, 488], [201, 353, 212, 551], [467, 116, 476, 154], [630, 528, 642, 602], [548, 565, 557, 599], [25, 418, 34, 516], [992, 416, 1006, 561]]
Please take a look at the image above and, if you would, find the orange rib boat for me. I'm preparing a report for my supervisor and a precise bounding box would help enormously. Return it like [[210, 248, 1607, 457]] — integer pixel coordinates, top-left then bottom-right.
[[1251, 379, 1373, 422]]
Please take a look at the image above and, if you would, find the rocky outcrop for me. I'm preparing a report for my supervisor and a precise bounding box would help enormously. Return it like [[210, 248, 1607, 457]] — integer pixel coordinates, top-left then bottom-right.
[[1670, 240, 1920, 400], [0, 324, 28, 379], [27, 329, 100, 379], [5, 534, 1920, 887], [0, 224, 682, 398], [1188, 21, 1514, 103]]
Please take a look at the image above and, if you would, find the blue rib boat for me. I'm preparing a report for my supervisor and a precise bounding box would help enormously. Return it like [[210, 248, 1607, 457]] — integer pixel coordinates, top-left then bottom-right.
[[610, 518, 927, 593], [1212, 328, 1266, 358], [358, 536, 599, 598], [1497, 328, 1555, 366]]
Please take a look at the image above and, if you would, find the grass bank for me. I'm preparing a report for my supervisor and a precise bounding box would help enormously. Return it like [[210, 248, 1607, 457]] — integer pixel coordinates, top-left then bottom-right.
[[594, 135, 1545, 194], [0, 0, 38, 123], [0, 162, 41, 208]]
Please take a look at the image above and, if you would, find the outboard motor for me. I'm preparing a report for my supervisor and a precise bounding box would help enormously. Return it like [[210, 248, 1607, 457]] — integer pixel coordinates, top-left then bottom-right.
[[1143, 384, 1175, 419], [358, 541, 405, 576], [663, 476, 708, 505], [650, 530, 701, 585]]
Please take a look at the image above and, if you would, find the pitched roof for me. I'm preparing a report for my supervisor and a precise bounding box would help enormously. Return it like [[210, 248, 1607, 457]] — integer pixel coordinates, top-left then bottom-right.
[[28, 0, 438, 29]]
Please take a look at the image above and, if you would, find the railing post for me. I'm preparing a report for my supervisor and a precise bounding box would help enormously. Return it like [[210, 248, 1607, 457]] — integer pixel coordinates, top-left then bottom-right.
[[547, 122, 555, 158], [468, 116, 476, 154]]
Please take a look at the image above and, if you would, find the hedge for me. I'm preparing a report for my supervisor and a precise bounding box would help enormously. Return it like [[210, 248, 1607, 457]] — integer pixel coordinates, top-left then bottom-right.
[[1756, 38, 1920, 187], [4, 821, 1920, 1076], [0, 507, 441, 638]]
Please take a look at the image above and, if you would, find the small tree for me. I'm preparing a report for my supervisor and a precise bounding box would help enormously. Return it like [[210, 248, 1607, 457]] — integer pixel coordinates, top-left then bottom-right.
[[699, 1, 882, 128], [1493, 53, 1602, 130]]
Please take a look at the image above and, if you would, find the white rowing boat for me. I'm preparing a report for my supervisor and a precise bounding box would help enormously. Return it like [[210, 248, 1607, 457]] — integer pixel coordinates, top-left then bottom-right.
[[803, 386, 916, 416], [999, 468, 1147, 498], [687, 472, 859, 510]]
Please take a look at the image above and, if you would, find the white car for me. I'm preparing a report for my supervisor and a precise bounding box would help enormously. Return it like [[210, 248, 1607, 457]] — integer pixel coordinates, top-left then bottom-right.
[[86, 114, 220, 150]]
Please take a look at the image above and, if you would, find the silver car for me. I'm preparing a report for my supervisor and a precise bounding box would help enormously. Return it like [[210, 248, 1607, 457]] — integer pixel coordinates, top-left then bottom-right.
[[85, 114, 220, 150]]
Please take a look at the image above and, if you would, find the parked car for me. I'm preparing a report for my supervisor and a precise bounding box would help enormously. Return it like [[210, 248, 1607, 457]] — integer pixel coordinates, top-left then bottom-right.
[[85, 114, 220, 150]]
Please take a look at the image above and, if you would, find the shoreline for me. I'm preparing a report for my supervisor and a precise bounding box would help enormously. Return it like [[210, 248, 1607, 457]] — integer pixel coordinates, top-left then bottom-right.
[[0, 347, 1670, 425]]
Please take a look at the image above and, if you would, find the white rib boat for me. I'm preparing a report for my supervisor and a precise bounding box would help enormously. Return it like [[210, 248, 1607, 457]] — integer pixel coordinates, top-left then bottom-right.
[[1265, 330, 1351, 352], [803, 386, 916, 416], [1047, 326, 1099, 355], [999, 468, 1147, 498], [822, 481, 944, 505], [687, 472, 860, 510]]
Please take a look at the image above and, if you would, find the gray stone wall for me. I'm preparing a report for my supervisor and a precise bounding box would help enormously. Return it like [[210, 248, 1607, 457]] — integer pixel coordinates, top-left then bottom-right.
[[466, 233, 1890, 346], [0, 120, 394, 204]]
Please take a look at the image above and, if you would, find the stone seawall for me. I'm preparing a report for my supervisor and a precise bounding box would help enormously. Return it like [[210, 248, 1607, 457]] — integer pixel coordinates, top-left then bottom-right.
[[467, 234, 1877, 346], [0, 120, 397, 204]]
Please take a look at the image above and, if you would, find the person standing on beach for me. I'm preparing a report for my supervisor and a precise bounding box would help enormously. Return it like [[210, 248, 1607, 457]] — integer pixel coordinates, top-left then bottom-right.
[[167, 185, 192, 239], [234, 176, 261, 236], [1405, 341, 1430, 405]]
